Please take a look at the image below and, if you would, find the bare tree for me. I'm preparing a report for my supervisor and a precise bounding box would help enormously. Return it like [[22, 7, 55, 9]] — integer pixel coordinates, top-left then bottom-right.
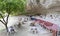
[[0, 13, 9, 32]]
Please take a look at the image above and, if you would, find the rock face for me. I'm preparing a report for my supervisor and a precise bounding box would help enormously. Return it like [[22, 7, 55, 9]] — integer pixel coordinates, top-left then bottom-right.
[[41, 0, 60, 12], [40, 0, 60, 18], [26, 0, 47, 15], [26, 0, 60, 17]]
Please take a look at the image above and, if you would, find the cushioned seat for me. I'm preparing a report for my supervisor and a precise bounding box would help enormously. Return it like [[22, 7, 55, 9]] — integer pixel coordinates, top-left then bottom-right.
[[44, 22, 53, 26], [39, 20, 45, 23]]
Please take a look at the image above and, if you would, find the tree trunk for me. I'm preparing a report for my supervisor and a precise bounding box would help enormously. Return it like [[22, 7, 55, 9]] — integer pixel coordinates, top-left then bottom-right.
[[5, 24, 8, 32], [5, 14, 9, 32], [0, 13, 9, 32]]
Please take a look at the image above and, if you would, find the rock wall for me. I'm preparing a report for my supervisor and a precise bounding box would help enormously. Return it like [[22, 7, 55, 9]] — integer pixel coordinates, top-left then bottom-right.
[[26, 0, 60, 17]]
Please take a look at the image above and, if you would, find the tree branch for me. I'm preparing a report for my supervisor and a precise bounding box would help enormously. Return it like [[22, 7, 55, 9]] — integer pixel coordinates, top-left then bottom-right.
[[0, 20, 5, 24], [0, 13, 6, 23], [6, 14, 9, 24]]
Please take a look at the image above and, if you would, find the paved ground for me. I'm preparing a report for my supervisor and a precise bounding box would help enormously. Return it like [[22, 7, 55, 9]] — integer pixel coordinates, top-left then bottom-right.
[[0, 21, 53, 36], [0, 16, 53, 36]]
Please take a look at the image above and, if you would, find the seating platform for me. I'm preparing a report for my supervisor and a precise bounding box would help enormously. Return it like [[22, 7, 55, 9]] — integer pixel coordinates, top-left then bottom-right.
[[33, 18, 59, 36]]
